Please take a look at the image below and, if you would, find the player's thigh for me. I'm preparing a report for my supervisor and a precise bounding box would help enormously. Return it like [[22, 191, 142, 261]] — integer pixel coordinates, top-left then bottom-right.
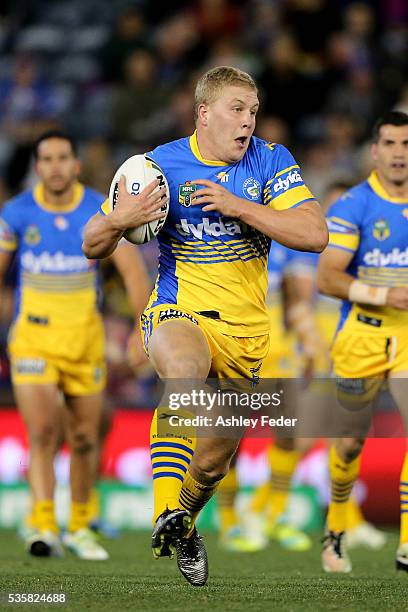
[[388, 371, 408, 433], [149, 318, 211, 378], [64, 392, 104, 435], [14, 383, 63, 442]]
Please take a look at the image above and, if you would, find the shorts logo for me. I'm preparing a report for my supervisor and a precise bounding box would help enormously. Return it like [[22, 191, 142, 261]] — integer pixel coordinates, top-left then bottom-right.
[[141, 311, 154, 352], [273, 170, 303, 193], [336, 377, 366, 396], [94, 367, 102, 382], [158, 309, 198, 325], [24, 225, 41, 246], [250, 363, 261, 388], [14, 358, 46, 375], [243, 177, 261, 200], [372, 218, 390, 241], [179, 182, 197, 207]]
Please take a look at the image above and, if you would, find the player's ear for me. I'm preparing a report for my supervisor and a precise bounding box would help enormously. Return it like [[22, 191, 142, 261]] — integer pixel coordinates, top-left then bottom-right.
[[198, 104, 209, 126], [371, 142, 378, 162], [75, 159, 82, 176]]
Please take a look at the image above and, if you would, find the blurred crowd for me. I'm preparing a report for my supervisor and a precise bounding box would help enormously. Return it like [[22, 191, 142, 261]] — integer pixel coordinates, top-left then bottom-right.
[[0, 0, 407, 406]]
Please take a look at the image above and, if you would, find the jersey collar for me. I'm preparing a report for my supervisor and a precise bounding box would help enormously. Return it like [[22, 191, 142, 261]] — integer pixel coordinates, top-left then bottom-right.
[[368, 171, 408, 204], [189, 131, 228, 167], [33, 182, 84, 212]]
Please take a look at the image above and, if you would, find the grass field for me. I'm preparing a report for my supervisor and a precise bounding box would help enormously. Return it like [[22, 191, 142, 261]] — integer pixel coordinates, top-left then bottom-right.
[[0, 529, 406, 611]]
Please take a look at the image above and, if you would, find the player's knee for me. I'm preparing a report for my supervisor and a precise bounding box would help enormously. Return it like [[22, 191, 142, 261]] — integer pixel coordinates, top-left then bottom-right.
[[192, 455, 231, 485], [338, 437, 364, 461], [70, 429, 97, 455], [29, 424, 60, 449], [193, 464, 227, 485]]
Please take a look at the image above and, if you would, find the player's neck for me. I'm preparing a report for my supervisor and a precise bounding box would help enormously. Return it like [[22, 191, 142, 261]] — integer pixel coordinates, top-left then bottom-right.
[[42, 184, 76, 207], [195, 131, 219, 162], [376, 171, 408, 199]]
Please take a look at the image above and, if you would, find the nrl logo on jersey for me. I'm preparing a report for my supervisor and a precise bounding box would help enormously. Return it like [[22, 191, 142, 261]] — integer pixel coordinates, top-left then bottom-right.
[[176, 217, 243, 239], [24, 224, 41, 246], [372, 218, 390, 241], [179, 181, 197, 207]]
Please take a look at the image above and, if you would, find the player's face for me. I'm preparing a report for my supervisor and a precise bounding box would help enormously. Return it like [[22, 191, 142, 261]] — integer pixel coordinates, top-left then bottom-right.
[[35, 138, 80, 194], [371, 124, 408, 187], [200, 85, 259, 163]]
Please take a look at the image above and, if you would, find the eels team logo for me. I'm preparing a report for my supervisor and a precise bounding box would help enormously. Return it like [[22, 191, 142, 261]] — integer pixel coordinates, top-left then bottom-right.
[[372, 218, 390, 241], [24, 224, 41, 246], [243, 177, 261, 201], [179, 181, 197, 207]]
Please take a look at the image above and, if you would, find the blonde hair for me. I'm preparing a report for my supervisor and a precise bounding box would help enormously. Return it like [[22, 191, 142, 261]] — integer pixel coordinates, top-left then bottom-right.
[[194, 66, 257, 121]]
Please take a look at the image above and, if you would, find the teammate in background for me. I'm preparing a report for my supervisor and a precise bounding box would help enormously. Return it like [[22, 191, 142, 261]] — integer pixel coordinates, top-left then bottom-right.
[[318, 111, 408, 572], [0, 131, 150, 560], [245, 220, 386, 552], [83, 65, 328, 586]]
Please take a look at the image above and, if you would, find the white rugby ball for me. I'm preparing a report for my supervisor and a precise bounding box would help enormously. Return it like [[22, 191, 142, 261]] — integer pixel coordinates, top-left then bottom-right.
[[108, 153, 169, 244]]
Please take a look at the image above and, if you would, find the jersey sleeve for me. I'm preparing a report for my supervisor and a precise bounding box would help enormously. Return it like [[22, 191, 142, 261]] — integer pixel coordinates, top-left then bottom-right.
[[262, 144, 316, 211], [326, 191, 361, 254], [100, 198, 110, 216], [0, 202, 20, 252]]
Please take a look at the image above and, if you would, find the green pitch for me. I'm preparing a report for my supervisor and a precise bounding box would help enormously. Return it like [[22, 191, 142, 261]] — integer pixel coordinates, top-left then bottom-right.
[[0, 529, 406, 611]]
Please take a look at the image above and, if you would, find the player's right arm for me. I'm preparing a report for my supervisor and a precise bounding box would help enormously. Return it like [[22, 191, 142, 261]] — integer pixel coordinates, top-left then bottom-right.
[[82, 176, 167, 259]]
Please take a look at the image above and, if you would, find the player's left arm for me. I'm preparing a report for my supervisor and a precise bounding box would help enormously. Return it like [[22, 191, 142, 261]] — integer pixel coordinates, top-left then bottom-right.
[[110, 242, 151, 370], [191, 180, 328, 253]]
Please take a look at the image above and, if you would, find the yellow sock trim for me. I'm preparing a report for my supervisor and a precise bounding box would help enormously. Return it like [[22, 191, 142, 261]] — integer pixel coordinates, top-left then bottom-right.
[[179, 470, 219, 530], [250, 482, 271, 513], [87, 487, 100, 523], [25, 505, 38, 529], [33, 500, 58, 534], [217, 467, 238, 533], [347, 495, 365, 530], [150, 407, 196, 523], [268, 445, 301, 521], [68, 501, 90, 533], [327, 445, 360, 533], [400, 452, 408, 545]]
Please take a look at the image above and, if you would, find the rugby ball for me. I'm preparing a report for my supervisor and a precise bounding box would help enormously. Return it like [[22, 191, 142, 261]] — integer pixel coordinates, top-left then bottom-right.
[[108, 154, 169, 244]]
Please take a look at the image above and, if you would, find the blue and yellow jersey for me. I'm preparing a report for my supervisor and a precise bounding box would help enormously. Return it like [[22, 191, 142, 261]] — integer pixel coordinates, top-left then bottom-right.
[[103, 133, 315, 337], [327, 170, 408, 333], [0, 182, 104, 327]]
